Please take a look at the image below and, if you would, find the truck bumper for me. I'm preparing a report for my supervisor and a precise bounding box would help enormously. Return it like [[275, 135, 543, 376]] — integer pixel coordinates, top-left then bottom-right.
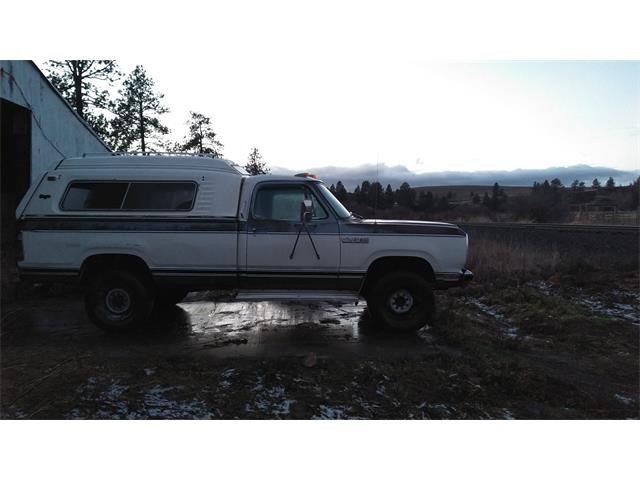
[[435, 269, 474, 289]]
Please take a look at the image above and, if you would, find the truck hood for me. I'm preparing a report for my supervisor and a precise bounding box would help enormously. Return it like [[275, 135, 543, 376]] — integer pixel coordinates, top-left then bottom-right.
[[342, 218, 466, 236]]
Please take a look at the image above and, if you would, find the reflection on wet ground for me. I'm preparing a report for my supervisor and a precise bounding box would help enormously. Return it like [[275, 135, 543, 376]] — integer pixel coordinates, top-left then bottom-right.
[[1, 293, 439, 359], [3, 279, 638, 419]]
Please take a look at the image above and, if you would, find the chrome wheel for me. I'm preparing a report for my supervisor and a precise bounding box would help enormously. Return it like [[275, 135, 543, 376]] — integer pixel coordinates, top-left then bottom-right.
[[387, 289, 414, 314], [105, 288, 131, 314]]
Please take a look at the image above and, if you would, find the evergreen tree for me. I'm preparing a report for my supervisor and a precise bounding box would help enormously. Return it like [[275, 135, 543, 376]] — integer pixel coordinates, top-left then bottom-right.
[[491, 182, 500, 210], [384, 184, 395, 207], [397, 182, 415, 208], [592, 178, 601, 189], [245, 147, 270, 175], [111, 65, 169, 152], [605, 176, 616, 190], [335, 181, 348, 203], [359, 181, 371, 204], [490, 182, 508, 210], [46, 60, 120, 123], [418, 191, 435, 211], [181, 111, 223, 156], [550, 178, 563, 188], [571, 179, 580, 191], [369, 181, 384, 208]]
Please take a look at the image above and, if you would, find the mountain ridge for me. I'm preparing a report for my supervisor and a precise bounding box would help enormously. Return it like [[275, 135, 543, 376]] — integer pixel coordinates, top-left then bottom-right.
[[270, 163, 639, 189]]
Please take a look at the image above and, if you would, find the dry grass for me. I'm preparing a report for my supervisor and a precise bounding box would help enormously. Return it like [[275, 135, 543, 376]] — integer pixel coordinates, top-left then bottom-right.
[[466, 235, 638, 283], [467, 237, 560, 282]]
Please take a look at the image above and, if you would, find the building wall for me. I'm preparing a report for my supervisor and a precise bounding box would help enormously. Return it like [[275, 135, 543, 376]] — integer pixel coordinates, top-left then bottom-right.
[[0, 60, 110, 183]]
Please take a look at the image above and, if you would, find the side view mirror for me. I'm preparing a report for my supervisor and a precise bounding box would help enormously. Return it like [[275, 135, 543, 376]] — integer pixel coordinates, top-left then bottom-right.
[[300, 199, 313, 223]]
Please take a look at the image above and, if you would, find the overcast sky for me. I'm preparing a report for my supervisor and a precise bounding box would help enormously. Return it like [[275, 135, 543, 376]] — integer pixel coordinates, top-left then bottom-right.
[[34, 3, 639, 175], [108, 59, 638, 174]]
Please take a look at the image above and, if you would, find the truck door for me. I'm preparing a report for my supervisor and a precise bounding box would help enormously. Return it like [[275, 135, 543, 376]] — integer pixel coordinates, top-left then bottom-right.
[[244, 182, 340, 289]]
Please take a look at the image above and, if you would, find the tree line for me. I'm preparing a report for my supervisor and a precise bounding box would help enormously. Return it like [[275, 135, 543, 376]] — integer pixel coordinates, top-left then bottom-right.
[[45, 60, 269, 174], [328, 176, 639, 222]]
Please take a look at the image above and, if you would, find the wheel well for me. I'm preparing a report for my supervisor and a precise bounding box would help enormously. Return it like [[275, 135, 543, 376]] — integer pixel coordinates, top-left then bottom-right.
[[361, 256, 435, 295], [80, 254, 151, 282]]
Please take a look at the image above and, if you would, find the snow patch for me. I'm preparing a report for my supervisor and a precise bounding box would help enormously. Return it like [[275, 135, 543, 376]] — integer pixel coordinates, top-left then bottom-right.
[[614, 394, 635, 406]]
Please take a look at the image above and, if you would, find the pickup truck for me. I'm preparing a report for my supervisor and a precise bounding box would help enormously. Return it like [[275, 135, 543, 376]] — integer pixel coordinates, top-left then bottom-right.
[[16, 153, 473, 332]]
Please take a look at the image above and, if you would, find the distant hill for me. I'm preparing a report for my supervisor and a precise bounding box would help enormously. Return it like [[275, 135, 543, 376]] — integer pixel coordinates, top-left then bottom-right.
[[271, 163, 639, 190]]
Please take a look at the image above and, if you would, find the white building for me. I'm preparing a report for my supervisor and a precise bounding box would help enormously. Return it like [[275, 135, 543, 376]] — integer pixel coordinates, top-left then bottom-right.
[[1, 60, 110, 286]]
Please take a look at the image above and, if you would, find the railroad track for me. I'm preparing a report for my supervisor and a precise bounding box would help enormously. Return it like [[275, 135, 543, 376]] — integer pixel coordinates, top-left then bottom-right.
[[457, 222, 640, 234]]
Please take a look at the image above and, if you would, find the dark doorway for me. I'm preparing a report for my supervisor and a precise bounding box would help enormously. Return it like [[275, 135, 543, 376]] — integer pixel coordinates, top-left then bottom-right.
[[1, 98, 31, 291]]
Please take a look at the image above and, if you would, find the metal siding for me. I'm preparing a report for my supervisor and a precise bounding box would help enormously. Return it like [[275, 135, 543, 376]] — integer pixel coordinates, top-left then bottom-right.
[[0, 60, 110, 185]]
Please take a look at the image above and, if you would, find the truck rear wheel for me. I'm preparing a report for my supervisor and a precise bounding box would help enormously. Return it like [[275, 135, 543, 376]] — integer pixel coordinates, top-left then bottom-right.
[[367, 271, 434, 331], [85, 270, 155, 332]]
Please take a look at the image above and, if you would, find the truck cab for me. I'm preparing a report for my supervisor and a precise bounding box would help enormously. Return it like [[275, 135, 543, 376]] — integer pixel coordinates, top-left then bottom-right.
[[16, 153, 473, 332]]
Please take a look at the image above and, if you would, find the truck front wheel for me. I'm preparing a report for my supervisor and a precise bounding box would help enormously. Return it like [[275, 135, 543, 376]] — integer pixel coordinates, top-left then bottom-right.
[[367, 271, 435, 331], [85, 270, 155, 332]]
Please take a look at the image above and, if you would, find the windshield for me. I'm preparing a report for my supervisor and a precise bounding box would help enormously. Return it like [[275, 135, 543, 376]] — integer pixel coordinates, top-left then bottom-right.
[[317, 184, 351, 219]]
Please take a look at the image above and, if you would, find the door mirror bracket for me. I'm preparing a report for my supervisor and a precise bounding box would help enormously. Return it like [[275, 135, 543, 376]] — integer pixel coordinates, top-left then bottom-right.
[[300, 199, 313, 223]]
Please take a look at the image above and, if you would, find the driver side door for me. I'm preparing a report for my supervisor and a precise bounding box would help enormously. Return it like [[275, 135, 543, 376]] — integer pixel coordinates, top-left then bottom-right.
[[244, 182, 340, 289]]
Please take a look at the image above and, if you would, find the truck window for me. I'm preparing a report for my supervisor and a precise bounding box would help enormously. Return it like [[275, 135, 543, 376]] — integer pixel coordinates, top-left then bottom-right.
[[61, 181, 197, 211], [253, 186, 327, 221], [61, 182, 128, 210], [122, 182, 196, 211]]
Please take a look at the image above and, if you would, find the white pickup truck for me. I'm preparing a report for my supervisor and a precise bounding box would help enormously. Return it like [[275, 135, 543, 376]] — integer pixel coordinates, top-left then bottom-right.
[[16, 153, 473, 332]]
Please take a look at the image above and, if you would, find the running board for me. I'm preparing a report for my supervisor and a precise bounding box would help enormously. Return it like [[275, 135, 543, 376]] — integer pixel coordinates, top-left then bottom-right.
[[235, 290, 360, 303]]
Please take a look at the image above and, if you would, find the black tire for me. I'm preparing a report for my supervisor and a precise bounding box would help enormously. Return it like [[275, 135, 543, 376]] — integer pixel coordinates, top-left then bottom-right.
[[366, 271, 435, 331], [156, 288, 190, 306], [85, 269, 155, 332]]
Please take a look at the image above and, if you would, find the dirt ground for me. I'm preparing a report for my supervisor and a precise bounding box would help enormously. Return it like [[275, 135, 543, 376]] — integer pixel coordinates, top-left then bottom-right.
[[1, 271, 638, 419]]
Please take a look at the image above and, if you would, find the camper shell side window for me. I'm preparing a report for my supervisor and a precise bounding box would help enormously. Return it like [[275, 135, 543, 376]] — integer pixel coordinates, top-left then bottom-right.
[[60, 181, 198, 212]]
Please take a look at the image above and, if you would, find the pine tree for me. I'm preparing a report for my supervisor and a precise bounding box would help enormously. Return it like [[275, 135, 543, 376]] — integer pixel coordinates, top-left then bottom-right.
[[46, 60, 121, 141], [182, 111, 223, 156], [111, 66, 169, 152], [592, 178, 601, 189], [384, 184, 395, 207], [245, 147, 270, 175], [605, 177, 616, 190], [418, 191, 435, 211], [369, 181, 384, 208], [397, 182, 415, 208], [335, 181, 348, 202], [359, 181, 371, 204]]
